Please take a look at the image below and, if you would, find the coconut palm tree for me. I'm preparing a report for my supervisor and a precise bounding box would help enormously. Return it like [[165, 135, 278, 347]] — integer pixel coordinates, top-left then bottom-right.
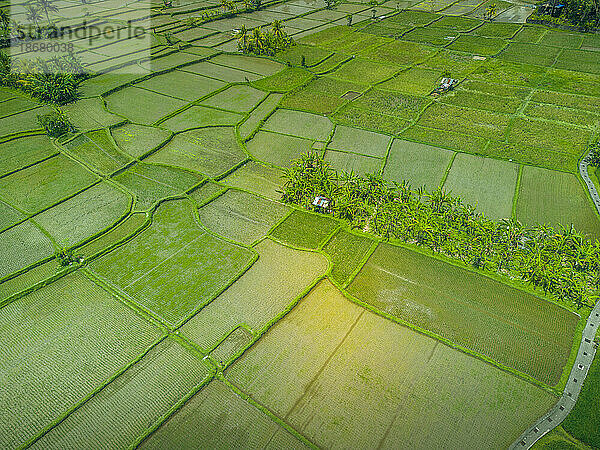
[[237, 25, 249, 52], [33, 0, 59, 25]]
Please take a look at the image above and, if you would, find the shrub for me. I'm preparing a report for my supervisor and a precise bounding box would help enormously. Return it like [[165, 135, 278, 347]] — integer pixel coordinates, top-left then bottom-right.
[[587, 142, 600, 167], [37, 109, 76, 137]]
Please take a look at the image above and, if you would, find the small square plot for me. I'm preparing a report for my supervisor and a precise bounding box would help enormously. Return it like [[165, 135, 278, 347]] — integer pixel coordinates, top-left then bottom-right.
[[341, 91, 362, 100], [328, 125, 391, 158]]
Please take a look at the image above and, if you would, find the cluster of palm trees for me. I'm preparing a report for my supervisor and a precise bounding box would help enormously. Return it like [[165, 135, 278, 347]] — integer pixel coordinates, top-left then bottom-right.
[[1, 52, 83, 104], [281, 153, 600, 310], [236, 20, 293, 55]]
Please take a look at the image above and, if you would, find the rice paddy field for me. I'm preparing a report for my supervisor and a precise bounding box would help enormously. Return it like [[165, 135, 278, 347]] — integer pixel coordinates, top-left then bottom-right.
[[1, 0, 599, 447]]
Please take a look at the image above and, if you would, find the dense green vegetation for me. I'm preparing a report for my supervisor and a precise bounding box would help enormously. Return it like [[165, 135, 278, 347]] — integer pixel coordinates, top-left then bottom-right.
[[281, 153, 600, 309], [562, 353, 600, 447]]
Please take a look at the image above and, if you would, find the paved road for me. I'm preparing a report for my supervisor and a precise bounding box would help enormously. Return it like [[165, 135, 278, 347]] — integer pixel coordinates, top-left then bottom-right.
[[509, 151, 600, 449]]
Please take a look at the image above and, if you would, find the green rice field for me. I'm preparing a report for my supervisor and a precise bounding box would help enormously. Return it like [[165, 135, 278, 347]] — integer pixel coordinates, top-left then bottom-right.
[[1, 1, 599, 448]]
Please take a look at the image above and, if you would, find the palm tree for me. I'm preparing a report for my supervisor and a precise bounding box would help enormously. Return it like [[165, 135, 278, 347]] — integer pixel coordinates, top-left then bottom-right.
[[485, 3, 497, 20], [237, 25, 249, 52], [250, 27, 265, 54], [271, 20, 286, 42], [33, 0, 59, 25], [25, 4, 43, 31]]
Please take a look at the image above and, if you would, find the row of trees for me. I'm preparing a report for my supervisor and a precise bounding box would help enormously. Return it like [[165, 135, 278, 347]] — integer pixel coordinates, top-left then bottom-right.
[[281, 152, 600, 310], [237, 20, 294, 55]]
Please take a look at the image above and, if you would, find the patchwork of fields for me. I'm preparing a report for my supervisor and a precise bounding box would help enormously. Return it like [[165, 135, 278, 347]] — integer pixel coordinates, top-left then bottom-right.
[[0, 0, 599, 447]]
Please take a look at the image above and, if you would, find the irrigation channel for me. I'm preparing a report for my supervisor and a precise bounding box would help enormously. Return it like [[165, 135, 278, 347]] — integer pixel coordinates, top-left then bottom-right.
[[509, 151, 600, 449]]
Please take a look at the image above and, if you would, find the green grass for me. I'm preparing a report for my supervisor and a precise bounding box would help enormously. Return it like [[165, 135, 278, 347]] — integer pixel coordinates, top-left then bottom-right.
[[32, 338, 213, 449], [245, 130, 314, 167], [402, 26, 460, 46], [458, 79, 532, 99], [401, 124, 488, 153], [140, 380, 306, 448], [524, 103, 600, 128], [35, 182, 131, 248], [499, 42, 561, 66], [333, 105, 411, 135], [442, 153, 518, 220], [79, 213, 147, 258], [469, 59, 548, 88], [206, 54, 284, 76], [327, 33, 391, 55], [384, 139, 454, 190], [221, 161, 284, 201], [105, 87, 188, 125], [281, 76, 367, 114], [113, 163, 203, 211], [251, 67, 315, 93], [541, 68, 600, 97], [262, 109, 333, 141], [0, 200, 24, 232], [238, 94, 283, 140], [0, 106, 51, 138], [485, 140, 578, 172], [360, 22, 412, 39], [297, 25, 354, 47], [532, 90, 600, 113], [181, 61, 263, 83], [324, 150, 383, 176], [386, 10, 441, 26], [507, 117, 591, 155], [360, 39, 436, 66], [0, 259, 63, 302], [349, 243, 579, 385], [271, 209, 339, 249], [228, 278, 557, 448], [562, 352, 600, 447], [582, 33, 600, 49], [64, 130, 132, 175], [379, 67, 441, 96], [418, 102, 511, 140], [418, 49, 485, 77], [111, 124, 172, 159], [532, 426, 589, 450], [90, 199, 255, 326], [328, 58, 398, 85], [323, 229, 374, 285], [0, 271, 163, 448], [328, 125, 391, 158], [516, 166, 600, 240], [511, 25, 547, 43], [539, 30, 584, 49], [146, 127, 245, 178], [180, 238, 328, 353], [440, 89, 522, 114], [0, 135, 57, 178], [0, 220, 55, 280], [554, 49, 600, 75], [198, 189, 289, 245], [310, 53, 353, 74], [447, 35, 508, 56], [0, 155, 98, 214], [276, 44, 333, 67], [200, 85, 267, 113], [472, 22, 521, 39], [160, 106, 243, 132], [432, 15, 482, 31], [60, 97, 124, 131]]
